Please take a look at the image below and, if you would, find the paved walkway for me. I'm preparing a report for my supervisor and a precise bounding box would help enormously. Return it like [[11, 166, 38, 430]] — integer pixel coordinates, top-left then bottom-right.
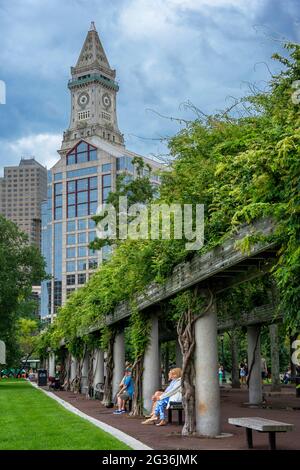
[[52, 386, 300, 450]]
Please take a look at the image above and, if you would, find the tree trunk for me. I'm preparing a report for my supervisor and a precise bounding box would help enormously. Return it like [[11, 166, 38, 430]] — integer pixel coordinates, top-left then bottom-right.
[[270, 324, 281, 391], [181, 355, 195, 435], [177, 307, 196, 436], [103, 332, 115, 406], [132, 355, 144, 416], [64, 353, 71, 390], [87, 350, 95, 397], [231, 329, 240, 389]]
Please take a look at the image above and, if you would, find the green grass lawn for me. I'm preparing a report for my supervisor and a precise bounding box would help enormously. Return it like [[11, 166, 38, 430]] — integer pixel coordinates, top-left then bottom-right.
[[0, 379, 131, 450]]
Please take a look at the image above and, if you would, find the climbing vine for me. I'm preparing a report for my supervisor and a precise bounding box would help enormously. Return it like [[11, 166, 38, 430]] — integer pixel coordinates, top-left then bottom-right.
[[35, 43, 300, 430], [129, 303, 151, 415]]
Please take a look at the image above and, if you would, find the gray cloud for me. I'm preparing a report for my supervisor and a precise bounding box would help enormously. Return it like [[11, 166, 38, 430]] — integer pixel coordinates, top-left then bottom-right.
[[0, 0, 299, 171]]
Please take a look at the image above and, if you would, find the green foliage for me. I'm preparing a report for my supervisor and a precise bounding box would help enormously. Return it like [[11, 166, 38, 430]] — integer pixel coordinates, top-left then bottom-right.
[[17, 318, 39, 360], [128, 303, 151, 362], [0, 216, 46, 365], [43, 43, 300, 358], [169, 290, 205, 323]]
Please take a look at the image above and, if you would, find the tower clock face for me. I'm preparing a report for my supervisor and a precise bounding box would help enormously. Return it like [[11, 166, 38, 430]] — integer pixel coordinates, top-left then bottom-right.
[[77, 92, 90, 108], [102, 93, 112, 110]]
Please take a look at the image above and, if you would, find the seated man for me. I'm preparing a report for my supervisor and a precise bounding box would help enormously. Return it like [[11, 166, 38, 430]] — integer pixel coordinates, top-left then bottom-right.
[[113, 368, 134, 414], [142, 368, 182, 426]]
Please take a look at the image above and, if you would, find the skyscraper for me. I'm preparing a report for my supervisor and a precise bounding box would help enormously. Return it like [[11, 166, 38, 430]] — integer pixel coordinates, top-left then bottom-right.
[[40, 23, 162, 322], [0, 157, 47, 247]]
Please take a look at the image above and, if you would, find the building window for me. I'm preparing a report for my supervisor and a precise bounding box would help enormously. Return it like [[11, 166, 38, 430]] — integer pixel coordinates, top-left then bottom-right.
[[54, 182, 63, 220], [66, 274, 76, 285], [66, 288, 75, 298], [67, 167, 97, 179], [54, 172, 63, 181], [77, 259, 87, 271], [116, 156, 134, 172], [78, 219, 87, 230], [66, 261, 76, 272], [66, 247, 76, 258], [78, 273, 86, 285], [88, 231, 96, 243], [102, 173, 111, 202], [78, 246, 87, 258], [78, 232, 86, 244], [67, 220, 76, 232], [88, 218, 96, 229], [88, 259, 98, 270], [67, 176, 98, 218], [66, 140, 97, 165], [78, 110, 90, 121], [102, 163, 111, 173], [101, 112, 111, 121]]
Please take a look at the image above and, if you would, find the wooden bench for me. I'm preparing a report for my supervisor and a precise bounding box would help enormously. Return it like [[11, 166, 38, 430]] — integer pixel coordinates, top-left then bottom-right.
[[228, 417, 293, 450], [168, 402, 183, 425]]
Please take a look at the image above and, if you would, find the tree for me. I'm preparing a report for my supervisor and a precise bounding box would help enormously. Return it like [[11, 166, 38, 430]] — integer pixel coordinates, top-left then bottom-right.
[[16, 318, 39, 367], [42, 43, 300, 428], [0, 216, 46, 365]]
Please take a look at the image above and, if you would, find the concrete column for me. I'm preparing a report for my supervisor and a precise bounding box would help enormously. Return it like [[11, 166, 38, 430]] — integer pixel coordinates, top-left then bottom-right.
[[269, 324, 281, 391], [195, 298, 221, 437], [48, 353, 55, 377], [143, 316, 160, 413], [70, 355, 77, 382], [93, 348, 105, 389], [112, 332, 125, 397], [164, 342, 170, 378], [176, 339, 183, 368], [247, 325, 262, 405], [81, 351, 89, 393]]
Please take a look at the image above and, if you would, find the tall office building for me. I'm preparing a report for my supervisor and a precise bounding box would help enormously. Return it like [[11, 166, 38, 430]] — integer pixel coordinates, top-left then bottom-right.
[[41, 23, 162, 322], [0, 157, 47, 247]]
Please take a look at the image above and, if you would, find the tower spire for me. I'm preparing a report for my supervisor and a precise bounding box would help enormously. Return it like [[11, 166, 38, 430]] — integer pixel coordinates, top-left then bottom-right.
[[90, 21, 96, 31], [74, 22, 110, 71]]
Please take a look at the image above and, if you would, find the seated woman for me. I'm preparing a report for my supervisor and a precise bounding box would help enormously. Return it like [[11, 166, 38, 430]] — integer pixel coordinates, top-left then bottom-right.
[[113, 368, 134, 414], [142, 368, 182, 426]]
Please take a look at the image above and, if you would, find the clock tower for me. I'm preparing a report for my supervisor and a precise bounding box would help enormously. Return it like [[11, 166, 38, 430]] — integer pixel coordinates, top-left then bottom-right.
[[63, 22, 124, 146]]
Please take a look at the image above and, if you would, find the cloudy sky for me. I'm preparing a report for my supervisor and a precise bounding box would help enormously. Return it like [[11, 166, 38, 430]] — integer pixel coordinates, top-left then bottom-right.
[[0, 0, 299, 172]]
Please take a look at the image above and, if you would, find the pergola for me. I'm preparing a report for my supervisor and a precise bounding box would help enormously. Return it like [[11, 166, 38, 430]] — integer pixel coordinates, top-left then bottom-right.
[[47, 218, 283, 437]]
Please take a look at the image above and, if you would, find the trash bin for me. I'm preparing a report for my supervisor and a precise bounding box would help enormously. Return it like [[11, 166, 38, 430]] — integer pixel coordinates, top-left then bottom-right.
[[37, 369, 48, 387]]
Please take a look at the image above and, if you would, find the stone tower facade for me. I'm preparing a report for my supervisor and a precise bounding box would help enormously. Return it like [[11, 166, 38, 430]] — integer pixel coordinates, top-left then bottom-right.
[[62, 22, 123, 150], [40, 23, 162, 322]]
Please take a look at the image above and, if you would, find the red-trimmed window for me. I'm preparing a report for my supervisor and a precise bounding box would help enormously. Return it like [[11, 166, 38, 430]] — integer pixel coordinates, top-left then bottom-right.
[[67, 176, 98, 218], [66, 141, 97, 165]]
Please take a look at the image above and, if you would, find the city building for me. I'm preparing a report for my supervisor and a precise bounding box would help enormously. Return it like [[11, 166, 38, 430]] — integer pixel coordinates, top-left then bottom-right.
[[41, 22, 162, 322], [0, 157, 47, 247]]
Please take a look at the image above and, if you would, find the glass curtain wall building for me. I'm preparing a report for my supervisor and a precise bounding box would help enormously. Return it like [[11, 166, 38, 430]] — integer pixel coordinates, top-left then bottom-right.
[[40, 23, 162, 321]]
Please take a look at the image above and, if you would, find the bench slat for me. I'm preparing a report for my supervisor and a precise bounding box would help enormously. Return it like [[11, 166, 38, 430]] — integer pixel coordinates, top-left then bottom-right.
[[228, 417, 293, 432]]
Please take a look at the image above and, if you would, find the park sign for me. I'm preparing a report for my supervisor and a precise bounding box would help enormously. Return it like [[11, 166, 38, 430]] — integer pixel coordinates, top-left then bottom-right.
[[0, 340, 6, 364]]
